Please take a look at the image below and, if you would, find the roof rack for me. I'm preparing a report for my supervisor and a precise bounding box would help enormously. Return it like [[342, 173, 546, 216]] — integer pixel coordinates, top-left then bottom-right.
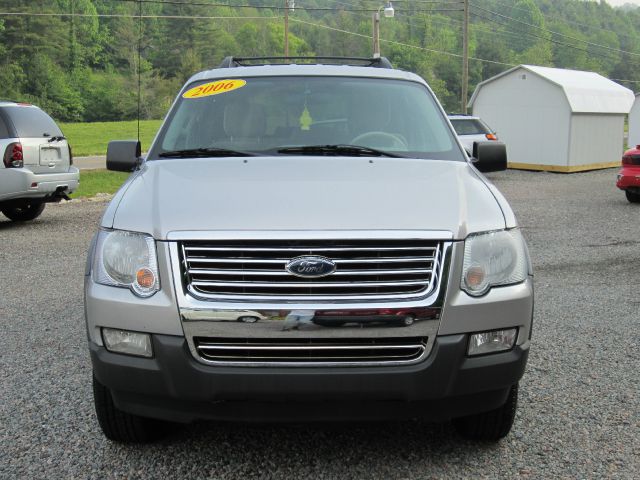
[[217, 56, 393, 69]]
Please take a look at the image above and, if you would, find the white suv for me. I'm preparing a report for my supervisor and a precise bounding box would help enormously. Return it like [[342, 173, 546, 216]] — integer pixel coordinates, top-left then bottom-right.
[[448, 114, 499, 157], [0, 102, 79, 221]]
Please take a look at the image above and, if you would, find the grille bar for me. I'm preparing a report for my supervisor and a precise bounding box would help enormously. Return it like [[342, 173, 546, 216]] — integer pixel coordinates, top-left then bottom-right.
[[194, 337, 428, 365], [185, 246, 438, 253], [186, 257, 433, 264], [181, 239, 443, 301], [191, 280, 430, 288], [188, 268, 433, 276]]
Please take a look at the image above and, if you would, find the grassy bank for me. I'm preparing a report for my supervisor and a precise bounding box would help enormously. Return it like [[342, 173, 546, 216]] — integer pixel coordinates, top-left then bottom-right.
[[71, 170, 130, 198], [60, 120, 162, 157]]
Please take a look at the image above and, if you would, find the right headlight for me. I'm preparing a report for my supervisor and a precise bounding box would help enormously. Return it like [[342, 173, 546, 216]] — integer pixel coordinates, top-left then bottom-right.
[[461, 229, 529, 297], [92, 229, 160, 298]]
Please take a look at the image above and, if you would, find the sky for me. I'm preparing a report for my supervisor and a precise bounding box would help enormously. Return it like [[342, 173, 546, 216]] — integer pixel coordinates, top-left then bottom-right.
[[605, 0, 640, 6]]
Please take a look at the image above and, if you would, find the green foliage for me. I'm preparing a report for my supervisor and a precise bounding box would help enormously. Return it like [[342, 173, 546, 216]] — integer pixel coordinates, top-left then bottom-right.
[[1, 0, 640, 120], [23, 53, 84, 121]]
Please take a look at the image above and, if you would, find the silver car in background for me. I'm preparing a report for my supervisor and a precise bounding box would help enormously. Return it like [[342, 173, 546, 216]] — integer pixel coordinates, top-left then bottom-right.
[[0, 102, 78, 221], [85, 57, 532, 444], [448, 114, 499, 157]]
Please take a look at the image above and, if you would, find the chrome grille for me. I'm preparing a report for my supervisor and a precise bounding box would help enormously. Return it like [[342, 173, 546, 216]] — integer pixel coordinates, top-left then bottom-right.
[[194, 337, 428, 365], [180, 239, 443, 301]]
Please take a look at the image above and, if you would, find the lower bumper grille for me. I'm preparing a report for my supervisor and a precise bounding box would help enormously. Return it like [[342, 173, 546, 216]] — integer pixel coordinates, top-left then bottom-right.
[[194, 337, 428, 366]]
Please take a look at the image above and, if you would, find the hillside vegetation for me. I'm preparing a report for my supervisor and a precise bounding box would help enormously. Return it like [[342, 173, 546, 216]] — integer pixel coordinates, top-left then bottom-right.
[[1, 0, 639, 119]]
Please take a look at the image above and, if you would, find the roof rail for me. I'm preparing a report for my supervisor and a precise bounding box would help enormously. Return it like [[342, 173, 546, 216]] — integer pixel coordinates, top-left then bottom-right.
[[217, 56, 393, 69]]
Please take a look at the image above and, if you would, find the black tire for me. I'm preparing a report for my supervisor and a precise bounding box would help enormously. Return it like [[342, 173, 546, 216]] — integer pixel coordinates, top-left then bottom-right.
[[1, 200, 45, 221], [453, 384, 518, 442], [625, 190, 640, 203], [92, 375, 167, 443]]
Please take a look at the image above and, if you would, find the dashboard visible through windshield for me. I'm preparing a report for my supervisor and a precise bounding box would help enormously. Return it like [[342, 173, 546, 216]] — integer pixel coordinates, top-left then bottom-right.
[[151, 76, 465, 161]]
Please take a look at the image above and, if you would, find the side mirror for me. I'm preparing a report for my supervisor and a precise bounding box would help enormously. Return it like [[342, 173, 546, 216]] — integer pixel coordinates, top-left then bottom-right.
[[106, 140, 142, 172], [472, 141, 507, 173]]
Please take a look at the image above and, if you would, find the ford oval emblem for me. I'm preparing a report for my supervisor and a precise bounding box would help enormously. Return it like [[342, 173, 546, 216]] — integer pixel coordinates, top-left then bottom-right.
[[285, 256, 337, 278]]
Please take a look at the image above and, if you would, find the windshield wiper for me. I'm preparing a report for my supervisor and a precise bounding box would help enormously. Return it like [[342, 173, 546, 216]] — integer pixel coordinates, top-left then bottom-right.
[[158, 147, 256, 158], [276, 144, 403, 158]]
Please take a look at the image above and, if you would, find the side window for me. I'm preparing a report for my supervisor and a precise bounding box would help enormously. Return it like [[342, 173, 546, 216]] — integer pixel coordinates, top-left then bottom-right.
[[0, 116, 9, 139]]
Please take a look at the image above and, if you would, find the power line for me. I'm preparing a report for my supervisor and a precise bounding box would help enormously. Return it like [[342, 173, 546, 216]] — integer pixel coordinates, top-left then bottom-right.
[[111, 0, 371, 11], [471, 3, 640, 58], [110, 0, 462, 13], [471, 11, 616, 58], [611, 78, 640, 83], [289, 17, 515, 66], [487, 0, 640, 41], [0, 11, 279, 19]]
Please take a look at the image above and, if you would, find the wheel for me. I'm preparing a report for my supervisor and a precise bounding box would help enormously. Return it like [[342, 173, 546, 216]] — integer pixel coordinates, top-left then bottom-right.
[[625, 190, 640, 203], [453, 383, 518, 442], [92, 375, 167, 443], [350, 131, 408, 150], [1, 200, 45, 221], [238, 316, 259, 323]]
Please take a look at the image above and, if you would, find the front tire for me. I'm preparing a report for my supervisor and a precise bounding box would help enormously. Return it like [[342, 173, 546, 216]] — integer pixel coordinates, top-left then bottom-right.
[[1, 200, 45, 221], [453, 383, 518, 442], [625, 190, 640, 203], [92, 375, 167, 443]]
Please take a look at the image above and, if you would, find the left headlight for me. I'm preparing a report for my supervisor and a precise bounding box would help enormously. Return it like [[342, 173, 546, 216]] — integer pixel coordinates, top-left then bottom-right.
[[93, 229, 160, 297], [461, 229, 529, 297]]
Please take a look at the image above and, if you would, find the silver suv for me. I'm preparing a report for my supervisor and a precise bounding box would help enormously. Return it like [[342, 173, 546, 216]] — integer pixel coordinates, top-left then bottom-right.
[[0, 102, 78, 221], [85, 57, 533, 443], [448, 114, 499, 157]]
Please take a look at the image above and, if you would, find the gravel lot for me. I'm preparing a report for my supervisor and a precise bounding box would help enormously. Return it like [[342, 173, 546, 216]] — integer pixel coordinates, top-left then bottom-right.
[[1, 168, 638, 479]]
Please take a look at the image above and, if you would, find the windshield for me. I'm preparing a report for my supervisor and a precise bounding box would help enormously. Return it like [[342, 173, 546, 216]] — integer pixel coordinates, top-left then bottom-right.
[[151, 76, 464, 161]]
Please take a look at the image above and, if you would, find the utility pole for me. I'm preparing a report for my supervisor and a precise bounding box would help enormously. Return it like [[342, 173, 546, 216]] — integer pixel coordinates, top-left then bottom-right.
[[372, 4, 394, 58], [461, 0, 469, 113], [69, 0, 76, 70], [372, 11, 380, 58], [284, 0, 289, 57]]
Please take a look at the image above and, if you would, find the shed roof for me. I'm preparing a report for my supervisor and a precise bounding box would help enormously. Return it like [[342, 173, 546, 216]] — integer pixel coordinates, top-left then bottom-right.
[[468, 65, 634, 114]]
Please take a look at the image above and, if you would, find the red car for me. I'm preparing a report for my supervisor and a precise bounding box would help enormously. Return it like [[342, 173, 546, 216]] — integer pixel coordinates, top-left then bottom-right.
[[617, 145, 640, 203]]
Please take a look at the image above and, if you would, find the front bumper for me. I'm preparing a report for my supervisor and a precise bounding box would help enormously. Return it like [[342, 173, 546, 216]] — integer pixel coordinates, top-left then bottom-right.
[[616, 166, 640, 190], [86, 239, 533, 422], [0, 166, 79, 202], [90, 333, 529, 423]]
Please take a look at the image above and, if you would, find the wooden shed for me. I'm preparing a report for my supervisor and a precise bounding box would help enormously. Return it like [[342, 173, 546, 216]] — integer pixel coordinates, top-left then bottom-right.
[[468, 65, 634, 172]]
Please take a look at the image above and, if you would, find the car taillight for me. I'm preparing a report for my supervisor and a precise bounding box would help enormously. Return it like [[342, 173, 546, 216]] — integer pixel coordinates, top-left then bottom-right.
[[68, 144, 73, 166], [3, 142, 23, 168], [622, 154, 640, 166], [485, 133, 497, 141]]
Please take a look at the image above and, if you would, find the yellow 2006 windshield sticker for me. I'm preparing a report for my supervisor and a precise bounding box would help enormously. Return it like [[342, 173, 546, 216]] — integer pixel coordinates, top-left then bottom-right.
[[182, 79, 246, 99]]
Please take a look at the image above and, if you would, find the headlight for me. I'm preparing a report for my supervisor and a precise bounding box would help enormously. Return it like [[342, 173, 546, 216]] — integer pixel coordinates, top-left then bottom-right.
[[93, 229, 160, 297], [461, 229, 529, 296]]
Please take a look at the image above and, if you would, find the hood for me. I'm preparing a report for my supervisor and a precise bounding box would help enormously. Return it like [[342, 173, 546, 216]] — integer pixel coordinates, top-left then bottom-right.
[[104, 157, 506, 240]]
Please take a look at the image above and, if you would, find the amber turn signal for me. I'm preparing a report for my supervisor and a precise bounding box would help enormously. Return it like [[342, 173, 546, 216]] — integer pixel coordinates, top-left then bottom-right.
[[485, 133, 497, 141], [136, 267, 156, 289]]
